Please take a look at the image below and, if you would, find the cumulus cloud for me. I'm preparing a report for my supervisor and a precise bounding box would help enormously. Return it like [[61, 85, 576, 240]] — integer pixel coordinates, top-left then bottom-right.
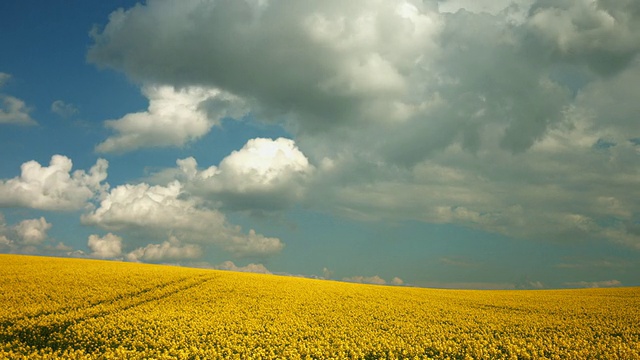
[[87, 0, 640, 250], [51, 100, 79, 118], [0, 73, 36, 126], [88, 0, 442, 134], [95, 85, 246, 153], [214, 260, 272, 274], [527, 0, 640, 75], [342, 275, 389, 285], [81, 181, 284, 257], [88, 233, 123, 259], [166, 137, 313, 211], [14, 217, 52, 245], [0, 214, 53, 253], [127, 236, 201, 262], [342, 275, 405, 286], [0, 155, 109, 211]]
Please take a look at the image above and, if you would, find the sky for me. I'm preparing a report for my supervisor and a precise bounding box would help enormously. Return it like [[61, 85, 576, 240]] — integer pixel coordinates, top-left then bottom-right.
[[1, 0, 639, 289]]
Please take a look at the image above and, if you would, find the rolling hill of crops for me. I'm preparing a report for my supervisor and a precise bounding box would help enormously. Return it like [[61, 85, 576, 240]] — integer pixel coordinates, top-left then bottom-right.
[[0, 254, 638, 359]]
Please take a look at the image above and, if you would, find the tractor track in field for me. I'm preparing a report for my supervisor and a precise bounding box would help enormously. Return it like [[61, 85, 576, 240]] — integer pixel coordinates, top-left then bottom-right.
[[0, 273, 216, 351]]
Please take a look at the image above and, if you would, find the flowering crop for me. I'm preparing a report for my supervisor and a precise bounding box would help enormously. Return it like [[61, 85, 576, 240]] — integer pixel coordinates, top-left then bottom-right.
[[1, 254, 638, 359]]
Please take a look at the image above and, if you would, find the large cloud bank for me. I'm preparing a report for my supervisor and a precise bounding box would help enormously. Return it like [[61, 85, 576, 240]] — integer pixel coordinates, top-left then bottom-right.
[[83, 0, 640, 249]]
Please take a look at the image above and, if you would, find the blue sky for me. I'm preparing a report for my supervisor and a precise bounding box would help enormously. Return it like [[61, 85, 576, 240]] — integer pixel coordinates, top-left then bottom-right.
[[1, 0, 639, 289]]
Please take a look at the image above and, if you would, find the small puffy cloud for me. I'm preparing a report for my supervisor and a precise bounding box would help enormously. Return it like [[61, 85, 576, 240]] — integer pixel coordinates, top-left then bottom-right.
[[96, 85, 246, 153], [214, 260, 272, 274], [0, 215, 53, 252], [225, 229, 284, 258], [81, 181, 284, 258], [127, 236, 201, 262], [0, 73, 9, 87], [342, 275, 388, 285], [564, 279, 622, 288], [88, 233, 123, 259], [341, 275, 404, 286], [0, 73, 36, 126], [181, 138, 313, 211], [51, 100, 79, 118], [15, 217, 52, 245], [0, 96, 36, 125], [0, 155, 108, 211]]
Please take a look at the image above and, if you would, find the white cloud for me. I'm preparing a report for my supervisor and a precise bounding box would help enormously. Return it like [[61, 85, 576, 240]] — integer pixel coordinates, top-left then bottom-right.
[[81, 181, 284, 257], [88, 0, 443, 132], [224, 229, 283, 258], [0, 73, 36, 126], [564, 279, 622, 288], [51, 100, 79, 118], [176, 138, 313, 211], [95, 85, 246, 153], [0, 215, 52, 251], [13, 217, 51, 246], [342, 275, 406, 286], [214, 260, 272, 274], [0, 155, 109, 211], [127, 236, 201, 262], [342, 275, 388, 285], [88, 233, 123, 259], [86, 0, 640, 251], [0, 95, 36, 125]]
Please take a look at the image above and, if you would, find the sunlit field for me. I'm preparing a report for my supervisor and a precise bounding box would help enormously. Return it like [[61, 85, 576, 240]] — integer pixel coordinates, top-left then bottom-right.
[[0, 255, 638, 359]]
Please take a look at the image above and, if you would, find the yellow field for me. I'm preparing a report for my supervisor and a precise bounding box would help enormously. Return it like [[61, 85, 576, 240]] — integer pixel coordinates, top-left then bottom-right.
[[0, 255, 638, 359]]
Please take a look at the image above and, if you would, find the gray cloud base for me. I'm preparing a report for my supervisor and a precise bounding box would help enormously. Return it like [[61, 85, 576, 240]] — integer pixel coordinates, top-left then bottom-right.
[[87, 0, 640, 249]]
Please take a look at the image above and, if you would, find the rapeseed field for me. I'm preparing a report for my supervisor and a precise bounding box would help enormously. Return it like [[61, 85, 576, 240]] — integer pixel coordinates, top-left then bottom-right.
[[0, 254, 638, 359]]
